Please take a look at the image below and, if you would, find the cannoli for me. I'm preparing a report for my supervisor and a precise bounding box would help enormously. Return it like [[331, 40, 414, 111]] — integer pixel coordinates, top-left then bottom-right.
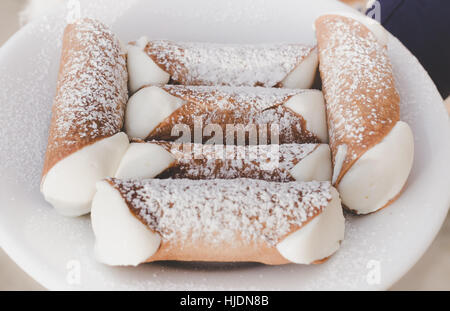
[[91, 178, 344, 266], [40, 19, 129, 216], [315, 13, 414, 214], [115, 141, 332, 182], [124, 85, 328, 145], [126, 38, 319, 93]]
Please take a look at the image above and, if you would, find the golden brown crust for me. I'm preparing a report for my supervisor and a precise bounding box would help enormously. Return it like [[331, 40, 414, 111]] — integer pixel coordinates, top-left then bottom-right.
[[141, 40, 315, 87], [107, 178, 332, 265], [42, 19, 128, 178], [315, 15, 399, 184], [311, 256, 331, 265], [146, 242, 331, 265], [146, 237, 291, 265], [145, 209, 331, 265], [151, 141, 319, 181], [145, 86, 320, 144]]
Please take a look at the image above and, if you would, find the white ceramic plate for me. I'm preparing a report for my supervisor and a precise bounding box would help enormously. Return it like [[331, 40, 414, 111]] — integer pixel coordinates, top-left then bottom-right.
[[0, 0, 449, 290]]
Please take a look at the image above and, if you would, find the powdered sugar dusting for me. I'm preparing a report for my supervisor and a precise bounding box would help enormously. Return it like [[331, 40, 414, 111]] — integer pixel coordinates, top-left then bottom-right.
[[144, 40, 314, 87], [1, 0, 446, 291], [316, 15, 399, 173], [163, 85, 299, 111], [51, 19, 127, 144], [157, 142, 318, 181], [148, 86, 320, 144], [109, 178, 332, 246], [41, 19, 128, 175]]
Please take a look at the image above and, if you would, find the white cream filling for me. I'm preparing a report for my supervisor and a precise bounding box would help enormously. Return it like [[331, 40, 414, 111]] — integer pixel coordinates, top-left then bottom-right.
[[126, 37, 170, 94], [290, 144, 332, 182], [284, 90, 328, 143], [125, 86, 184, 140], [135, 36, 149, 49], [41, 132, 129, 217], [317, 11, 388, 46], [276, 187, 344, 264], [338, 121, 414, 214], [115, 143, 175, 179], [91, 181, 161, 266], [332, 144, 347, 185], [281, 49, 318, 89]]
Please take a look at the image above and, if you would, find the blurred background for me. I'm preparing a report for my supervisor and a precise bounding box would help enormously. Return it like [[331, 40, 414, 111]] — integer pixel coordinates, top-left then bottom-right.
[[0, 0, 448, 290]]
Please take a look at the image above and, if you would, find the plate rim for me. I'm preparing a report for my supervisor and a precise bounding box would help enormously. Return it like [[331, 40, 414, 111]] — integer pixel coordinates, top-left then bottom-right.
[[0, 0, 449, 291]]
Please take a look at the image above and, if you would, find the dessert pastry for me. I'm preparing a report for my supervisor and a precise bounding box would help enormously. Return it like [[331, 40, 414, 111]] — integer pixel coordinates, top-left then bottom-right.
[[315, 13, 414, 214], [127, 37, 319, 93], [115, 141, 332, 182], [40, 19, 129, 216], [125, 85, 328, 144], [91, 178, 344, 266]]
